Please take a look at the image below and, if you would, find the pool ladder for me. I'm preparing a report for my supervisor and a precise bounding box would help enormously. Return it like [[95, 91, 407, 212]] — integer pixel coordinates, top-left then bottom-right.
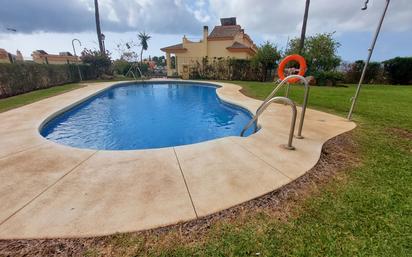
[[240, 75, 310, 150], [126, 63, 145, 81]]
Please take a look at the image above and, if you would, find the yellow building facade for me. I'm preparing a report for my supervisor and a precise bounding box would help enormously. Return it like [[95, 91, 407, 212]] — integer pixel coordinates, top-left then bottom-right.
[[161, 17, 257, 78]]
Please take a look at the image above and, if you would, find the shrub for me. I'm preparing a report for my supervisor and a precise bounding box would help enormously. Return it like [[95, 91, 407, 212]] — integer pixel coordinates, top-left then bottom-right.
[[228, 59, 260, 81], [344, 60, 384, 84], [80, 49, 112, 77], [188, 57, 259, 81], [383, 57, 412, 85], [113, 60, 132, 76], [313, 70, 344, 86], [112, 60, 149, 78]]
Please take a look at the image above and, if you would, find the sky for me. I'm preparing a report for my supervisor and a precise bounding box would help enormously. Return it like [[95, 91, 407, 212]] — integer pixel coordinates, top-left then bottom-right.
[[0, 0, 411, 62]]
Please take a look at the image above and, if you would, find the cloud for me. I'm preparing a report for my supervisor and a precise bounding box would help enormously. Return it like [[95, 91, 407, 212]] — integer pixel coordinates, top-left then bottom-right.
[[207, 0, 412, 38], [2, 0, 410, 37], [0, 0, 203, 34], [1, 0, 410, 61]]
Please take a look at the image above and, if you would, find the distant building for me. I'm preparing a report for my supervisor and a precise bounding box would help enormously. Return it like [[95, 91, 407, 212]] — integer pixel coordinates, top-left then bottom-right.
[[161, 17, 257, 77], [0, 49, 24, 63], [32, 50, 80, 64]]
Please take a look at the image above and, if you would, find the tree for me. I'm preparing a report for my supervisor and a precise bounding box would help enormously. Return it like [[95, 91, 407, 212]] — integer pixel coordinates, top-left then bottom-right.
[[94, 0, 104, 53], [152, 56, 166, 67], [115, 41, 139, 62], [138, 32, 151, 64], [383, 57, 412, 84], [252, 41, 281, 81], [286, 32, 341, 74], [344, 60, 383, 84], [299, 0, 311, 54]]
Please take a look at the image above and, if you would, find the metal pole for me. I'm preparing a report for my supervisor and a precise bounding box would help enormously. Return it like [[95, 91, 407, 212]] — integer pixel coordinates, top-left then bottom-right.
[[347, 0, 390, 120], [72, 39, 83, 81], [299, 0, 310, 54], [296, 79, 310, 139], [285, 82, 291, 98]]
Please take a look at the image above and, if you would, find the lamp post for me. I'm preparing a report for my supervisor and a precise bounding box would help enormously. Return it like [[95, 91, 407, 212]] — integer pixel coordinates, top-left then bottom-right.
[[72, 38, 83, 81], [347, 0, 391, 120]]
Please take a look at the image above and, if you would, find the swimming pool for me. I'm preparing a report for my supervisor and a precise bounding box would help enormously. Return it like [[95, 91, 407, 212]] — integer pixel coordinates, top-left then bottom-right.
[[40, 82, 256, 150]]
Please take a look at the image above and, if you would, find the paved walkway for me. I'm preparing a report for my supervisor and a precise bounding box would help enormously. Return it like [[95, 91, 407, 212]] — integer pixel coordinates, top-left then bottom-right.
[[0, 80, 355, 239]]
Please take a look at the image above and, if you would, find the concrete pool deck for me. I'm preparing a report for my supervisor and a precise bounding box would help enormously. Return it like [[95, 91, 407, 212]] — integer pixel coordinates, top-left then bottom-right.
[[0, 80, 355, 239]]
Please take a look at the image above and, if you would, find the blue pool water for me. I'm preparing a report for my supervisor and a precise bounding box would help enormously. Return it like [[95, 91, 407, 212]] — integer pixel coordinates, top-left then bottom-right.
[[41, 82, 256, 150]]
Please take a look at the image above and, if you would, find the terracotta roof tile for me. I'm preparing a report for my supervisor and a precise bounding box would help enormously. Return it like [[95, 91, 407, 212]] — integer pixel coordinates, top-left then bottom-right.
[[208, 25, 241, 39], [227, 42, 249, 49], [161, 43, 184, 50]]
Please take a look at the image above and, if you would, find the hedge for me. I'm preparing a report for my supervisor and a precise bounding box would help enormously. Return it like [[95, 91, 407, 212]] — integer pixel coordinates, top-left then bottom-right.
[[188, 58, 260, 81], [0, 63, 97, 98], [383, 57, 412, 85]]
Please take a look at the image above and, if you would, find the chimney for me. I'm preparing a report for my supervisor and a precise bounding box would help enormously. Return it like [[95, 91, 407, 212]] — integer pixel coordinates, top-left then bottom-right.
[[203, 26, 208, 41]]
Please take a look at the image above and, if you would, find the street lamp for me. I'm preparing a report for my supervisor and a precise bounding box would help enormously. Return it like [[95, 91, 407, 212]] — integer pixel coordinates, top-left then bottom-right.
[[72, 38, 83, 81], [347, 0, 391, 120]]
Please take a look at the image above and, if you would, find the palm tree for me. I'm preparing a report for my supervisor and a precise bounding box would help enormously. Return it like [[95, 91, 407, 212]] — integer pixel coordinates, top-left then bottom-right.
[[138, 32, 151, 64], [299, 0, 310, 54], [94, 0, 104, 53]]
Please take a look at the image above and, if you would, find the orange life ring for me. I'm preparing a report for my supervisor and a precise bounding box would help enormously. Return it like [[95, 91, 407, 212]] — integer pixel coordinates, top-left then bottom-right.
[[277, 54, 307, 83]]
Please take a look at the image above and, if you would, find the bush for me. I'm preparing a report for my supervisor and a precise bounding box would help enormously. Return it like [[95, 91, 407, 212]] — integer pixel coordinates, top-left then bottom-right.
[[383, 57, 412, 85], [113, 60, 149, 78], [344, 60, 384, 84], [0, 63, 97, 98], [313, 71, 344, 86], [113, 60, 132, 76], [81, 49, 112, 77], [188, 57, 259, 81], [229, 59, 260, 81]]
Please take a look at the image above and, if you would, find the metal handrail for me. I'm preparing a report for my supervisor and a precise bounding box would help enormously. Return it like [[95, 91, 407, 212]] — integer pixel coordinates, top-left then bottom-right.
[[254, 75, 309, 139], [126, 63, 144, 81], [240, 97, 297, 150]]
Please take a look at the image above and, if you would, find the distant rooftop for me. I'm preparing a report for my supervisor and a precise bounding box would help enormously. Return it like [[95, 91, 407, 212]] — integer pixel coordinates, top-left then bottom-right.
[[160, 43, 187, 52], [36, 50, 48, 55]]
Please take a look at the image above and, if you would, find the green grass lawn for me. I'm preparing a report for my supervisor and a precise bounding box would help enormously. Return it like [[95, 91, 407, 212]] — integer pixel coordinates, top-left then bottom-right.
[[0, 78, 132, 113], [133, 82, 409, 256], [81, 82, 410, 256], [0, 83, 85, 113], [2, 81, 411, 256]]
